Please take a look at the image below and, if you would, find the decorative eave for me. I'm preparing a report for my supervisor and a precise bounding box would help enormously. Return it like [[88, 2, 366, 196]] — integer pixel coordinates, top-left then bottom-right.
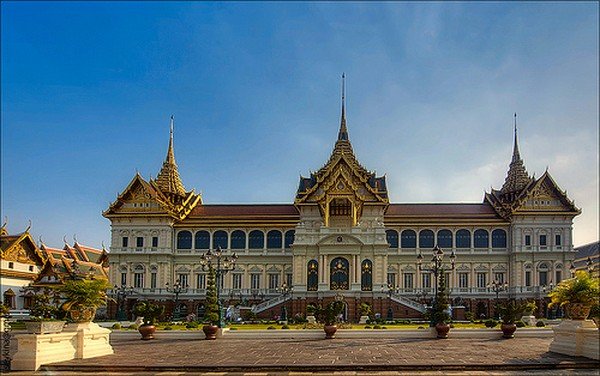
[[0, 229, 46, 265]]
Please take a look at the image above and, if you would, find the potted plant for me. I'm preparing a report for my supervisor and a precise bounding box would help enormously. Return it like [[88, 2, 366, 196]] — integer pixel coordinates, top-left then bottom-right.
[[548, 271, 600, 320], [25, 292, 66, 334], [314, 300, 345, 339], [358, 302, 372, 324], [132, 301, 164, 340], [202, 267, 220, 340], [58, 278, 113, 322], [0, 304, 9, 332], [427, 273, 451, 339], [496, 300, 536, 338]]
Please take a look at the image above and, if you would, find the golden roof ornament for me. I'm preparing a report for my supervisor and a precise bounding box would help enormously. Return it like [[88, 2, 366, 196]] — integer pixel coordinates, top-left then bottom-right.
[[154, 115, 187, 198], [500, 113, 531, 195]]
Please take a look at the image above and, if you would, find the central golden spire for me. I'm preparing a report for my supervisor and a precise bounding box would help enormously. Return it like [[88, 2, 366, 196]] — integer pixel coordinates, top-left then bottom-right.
[[501, 113, 531, 194], [155, 116, 186, 198]]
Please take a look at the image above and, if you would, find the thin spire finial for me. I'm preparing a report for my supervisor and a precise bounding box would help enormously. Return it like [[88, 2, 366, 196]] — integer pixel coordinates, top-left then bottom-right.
[[170, 115, 174, 140], [338, 73, 348, 141]]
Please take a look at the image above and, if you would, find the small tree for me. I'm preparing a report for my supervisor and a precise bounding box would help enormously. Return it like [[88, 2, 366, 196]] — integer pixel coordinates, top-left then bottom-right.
[[29, 293, 59, 321], [314, 301, 345, 326], [358, 302, 373, 318], [133, 301, 164, 326], [427, 272, 450, 326], [203, 266, 219, 325], [496, 300, 537, 324]]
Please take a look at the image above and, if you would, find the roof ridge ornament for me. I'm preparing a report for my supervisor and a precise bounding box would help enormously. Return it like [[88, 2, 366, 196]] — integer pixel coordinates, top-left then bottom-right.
[[338, 73, 348, 142]]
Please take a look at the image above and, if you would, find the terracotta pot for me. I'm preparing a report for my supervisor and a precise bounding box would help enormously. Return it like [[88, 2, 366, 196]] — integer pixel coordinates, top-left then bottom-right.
[[25, 321, 66, 334], [138, 324, 156, 340], [203, 324, 218, 340], [69, 306, 97, 323], [435, 323, 450, 339], [567, 303, 591, 320], [501, 323, 517, 339], [324, 324, 337, 339]]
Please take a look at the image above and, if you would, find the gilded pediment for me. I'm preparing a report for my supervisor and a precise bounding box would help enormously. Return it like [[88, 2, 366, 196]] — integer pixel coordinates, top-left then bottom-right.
[[0, 231, 45, 266], [317, 234, 364, 246]]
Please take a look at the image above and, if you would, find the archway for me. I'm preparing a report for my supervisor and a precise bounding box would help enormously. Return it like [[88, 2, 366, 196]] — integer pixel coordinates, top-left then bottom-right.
[[330, 257, 349, 290]]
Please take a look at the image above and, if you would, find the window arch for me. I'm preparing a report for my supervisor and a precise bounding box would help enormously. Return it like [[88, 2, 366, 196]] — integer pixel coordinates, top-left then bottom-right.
[[456, 229, 471, 248], [194, 231, 210, 250], [267, 230, 283, 249], [437, 229, 453, 249], [361, 259, 373, 291], [330, 257, 349, 290], [386, 230, 399, 248], [249, 230, 264, 249], [491, 229, 507, 248], [177, 231, 192, 249], [284, 230, 295, 249], [419, 230, 434, 249], [474, 229, 489, 248], [213, 230, 228, 249], [401, 230, 417, 248], [307, 260, 318, 291], [231, 230, 246, 249]]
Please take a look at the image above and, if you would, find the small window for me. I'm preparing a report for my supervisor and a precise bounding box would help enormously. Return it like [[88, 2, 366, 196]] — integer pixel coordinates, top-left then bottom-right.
[[386, 230, 399, 248], [268, 274, 279, 289], [555, 234, 561, 246], [525, 235, 531, 246], [150, 272, 157, 289], [136, 237, 144, 248], [233, 274, 242, 290], [122, 237, 128, 248], [459, 273, 469, 288], [121, 272, 127, 286], [555, 270, 562, 284], [251, 274, 261, 289], [525, 271, 531, 287], [152, 236, 158, 248], [539, 235, 547, 246], [197, 274, 206, 289], [403, 273, 414, 289], [476, 273, 487, 288], [29, 265, 34, 272], [422, 273, 431, 289], [8, 262, 14, 269]]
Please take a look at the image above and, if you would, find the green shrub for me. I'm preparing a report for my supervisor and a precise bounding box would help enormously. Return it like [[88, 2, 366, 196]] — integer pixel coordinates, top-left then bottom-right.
[[536, 320, 546, 327], [164, 326, 173, 330], [128, 324, 138, 330], [267, 326, 276, 330], [229, 327, 238, 330], [417, 326, 425, 329], [484, 319, 498, 328], [281, 324, 290, 329], [364, 325, 372, 329], [111, 323, 122, 329], [516, 320, 526, 328], [381, 326, 387, 329], [186, 322, 199, 329], [373, 324, 382, 329]]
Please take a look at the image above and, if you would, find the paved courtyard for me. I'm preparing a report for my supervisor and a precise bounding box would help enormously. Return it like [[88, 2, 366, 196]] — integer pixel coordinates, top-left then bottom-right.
[[33, 331, 598, 374]]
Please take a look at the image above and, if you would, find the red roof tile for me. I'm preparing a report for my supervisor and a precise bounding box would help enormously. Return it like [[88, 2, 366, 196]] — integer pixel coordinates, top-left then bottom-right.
[[385, 203, 499, 216], [190, 204, 299, 217]]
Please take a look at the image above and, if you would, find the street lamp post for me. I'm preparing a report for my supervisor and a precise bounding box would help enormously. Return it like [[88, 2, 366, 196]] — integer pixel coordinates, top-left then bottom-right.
[[417, 246, 456, 300], [166, 280, 188, 321], [487, 280, 508, 319], [113, 284, 134, 321], [199, 246, 238, 328], [277, 282, 293, 322]]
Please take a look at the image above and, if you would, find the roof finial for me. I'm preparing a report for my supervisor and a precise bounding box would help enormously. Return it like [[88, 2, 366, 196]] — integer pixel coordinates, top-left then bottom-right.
[[511, 112, 521, 163], [73, 234, 78, 244], [338, 73, 348, 141], [155, 115, 186, 197], [63, 235, 69, 246], [26, 219, 32, 232]]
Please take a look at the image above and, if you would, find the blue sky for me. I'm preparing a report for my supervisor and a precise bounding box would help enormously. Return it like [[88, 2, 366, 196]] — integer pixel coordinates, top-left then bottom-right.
[[1, 2, 598, 247]]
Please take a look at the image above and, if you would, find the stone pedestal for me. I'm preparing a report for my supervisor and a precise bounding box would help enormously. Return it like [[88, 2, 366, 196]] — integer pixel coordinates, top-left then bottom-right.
[[306, 315, 316, 324], [550, 319, 599, 360], [358, 316, 369, 324], [12, 322, 114, 371], [216, 327, 229, 339], [521, 315, 536, 326]]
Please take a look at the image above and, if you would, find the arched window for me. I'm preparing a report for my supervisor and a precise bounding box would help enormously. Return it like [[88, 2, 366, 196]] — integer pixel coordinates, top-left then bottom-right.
[[491, 229, 507, 248], [194, 231, 210, 250], [401, 230, 417, 248], [284, 230, 295, 249], [419, 230, 434, 249], [231, 230, 246, 249], [330, 257, 349, 290], [456, 229, 471, 248], [249, 230, 264, 249], [361, 259, 373, 291], [213, 230, 228, 249], [307, 260, 318, 291], [437, 229, 453, 249], [474, 229, 489, 248], [386, 230, 399, 248], [267, 230, 283, 249], [177, 231, 192, 249]]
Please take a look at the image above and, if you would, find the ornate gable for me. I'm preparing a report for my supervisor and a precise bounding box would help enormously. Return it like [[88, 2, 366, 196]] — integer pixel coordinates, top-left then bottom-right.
[[0, 228, 45, 266], [511, 171, 580, 215]]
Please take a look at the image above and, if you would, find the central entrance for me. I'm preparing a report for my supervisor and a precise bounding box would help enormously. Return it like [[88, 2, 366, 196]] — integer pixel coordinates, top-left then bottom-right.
[[330, 257, 349, 290]]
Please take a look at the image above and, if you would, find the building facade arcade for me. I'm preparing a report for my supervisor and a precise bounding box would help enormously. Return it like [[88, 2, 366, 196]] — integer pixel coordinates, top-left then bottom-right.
[[104, 97, 581, 322]]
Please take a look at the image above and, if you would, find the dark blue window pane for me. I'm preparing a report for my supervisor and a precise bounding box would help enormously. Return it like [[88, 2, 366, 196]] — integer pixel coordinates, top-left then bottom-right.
[[401, 230, 417, 248], [456, 229, 471, 248], [195, 231, 210, 249], [386, 230, 399, 248], [177, 231, 192, 249], [419, 230, 434, 249], [267, 230, 283, 249], [361, 259, 373, 291], [492, 229, 507, 248], [284, 230, 295, 249], [213, 230, 228, 249], [231, 230, 246, 249], [437, 229, 453, 249], [307, 260, 318, 291], [474, 229, 489, 248], [249, 230, 264, 249]]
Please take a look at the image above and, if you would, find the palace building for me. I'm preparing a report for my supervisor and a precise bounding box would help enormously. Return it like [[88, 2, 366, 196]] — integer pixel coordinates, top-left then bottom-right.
[[103, 88, 581, 321]]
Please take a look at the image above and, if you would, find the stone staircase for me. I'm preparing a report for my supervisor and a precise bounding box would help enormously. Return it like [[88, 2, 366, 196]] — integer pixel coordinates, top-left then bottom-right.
[[251, 294, 292, 314], [389, 293, 427, 313]]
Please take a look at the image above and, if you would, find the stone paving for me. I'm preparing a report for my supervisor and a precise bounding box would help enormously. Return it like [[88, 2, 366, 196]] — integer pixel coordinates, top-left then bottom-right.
[[36, 333, 599, 374]]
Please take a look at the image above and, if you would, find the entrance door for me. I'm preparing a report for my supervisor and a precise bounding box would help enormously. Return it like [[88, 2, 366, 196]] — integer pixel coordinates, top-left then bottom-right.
[[330, 257, 349, 290]]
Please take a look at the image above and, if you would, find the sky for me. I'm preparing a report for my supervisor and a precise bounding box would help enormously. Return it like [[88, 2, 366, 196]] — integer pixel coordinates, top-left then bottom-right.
[[1, 2, 598, 248]]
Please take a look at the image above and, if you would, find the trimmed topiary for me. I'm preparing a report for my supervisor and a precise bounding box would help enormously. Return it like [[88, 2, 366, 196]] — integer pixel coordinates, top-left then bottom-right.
[[536, 320, 546, 327]]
